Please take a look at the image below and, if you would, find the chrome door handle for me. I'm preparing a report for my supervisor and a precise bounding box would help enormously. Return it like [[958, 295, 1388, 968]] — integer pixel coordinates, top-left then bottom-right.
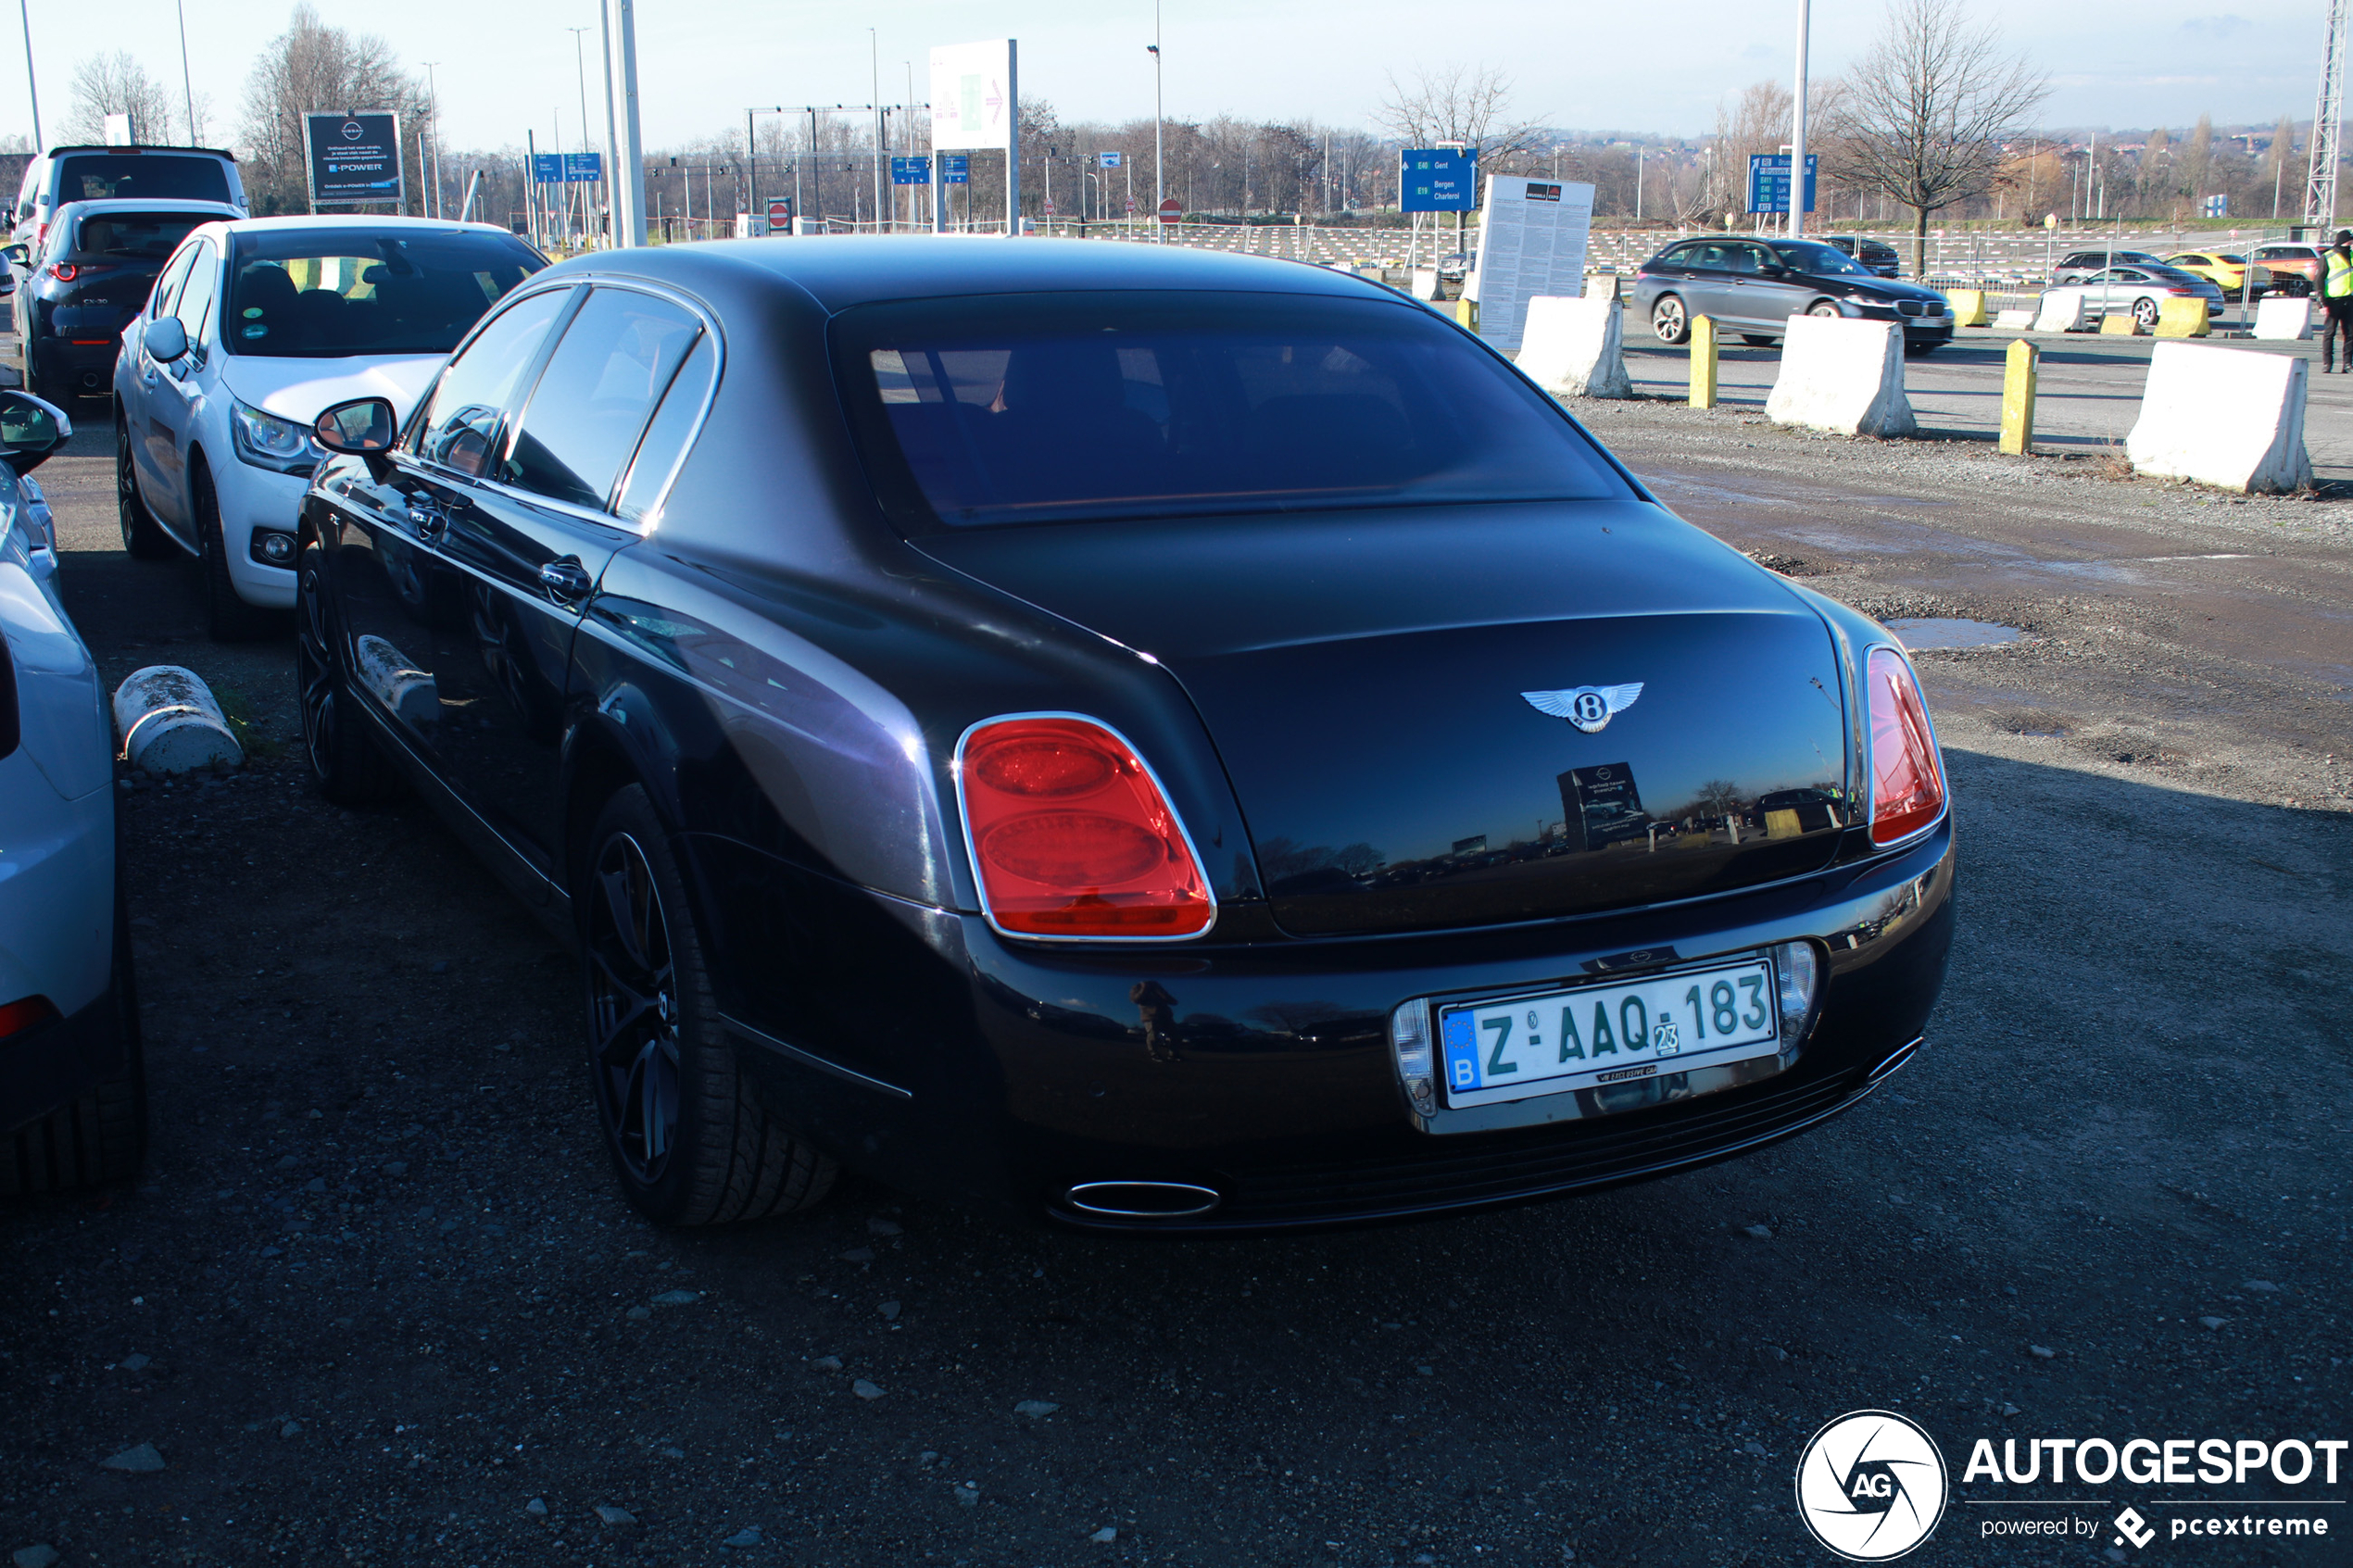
[[538, 558, 593, 602]]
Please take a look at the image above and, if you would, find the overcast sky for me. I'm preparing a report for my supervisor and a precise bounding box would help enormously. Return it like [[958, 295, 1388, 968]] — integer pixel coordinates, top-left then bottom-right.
[[2, 0, 2321, 154]]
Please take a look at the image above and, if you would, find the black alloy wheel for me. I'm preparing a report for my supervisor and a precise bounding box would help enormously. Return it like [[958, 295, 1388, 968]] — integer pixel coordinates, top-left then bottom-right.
[[1651, 295, 1690, 345], [582, 785, 836, 1226], [295, 541, 401, 804], [116, 420, 173, 560], [194, 461, 279, 642]]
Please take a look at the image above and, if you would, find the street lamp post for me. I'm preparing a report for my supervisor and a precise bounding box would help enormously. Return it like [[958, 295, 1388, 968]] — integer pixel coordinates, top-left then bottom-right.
[[175, 0, 195, 144], [1791, 0, 1811, 239], [421, 61, 441, 217], [1148, 0, 1163, 242], [869, 30, 884, 233], [566, 27, 594, 243], [746, 107, 783, 232], [17, 0, 39, 150]]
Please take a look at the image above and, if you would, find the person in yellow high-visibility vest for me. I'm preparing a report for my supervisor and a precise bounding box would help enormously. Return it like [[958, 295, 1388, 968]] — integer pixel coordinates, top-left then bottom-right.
[[2323, 230, 2353, 372]]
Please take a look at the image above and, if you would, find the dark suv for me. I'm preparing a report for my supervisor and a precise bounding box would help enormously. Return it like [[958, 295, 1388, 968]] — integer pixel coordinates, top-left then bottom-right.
[[1824, 235, 1901, 277], [7, 198, 237, 400]]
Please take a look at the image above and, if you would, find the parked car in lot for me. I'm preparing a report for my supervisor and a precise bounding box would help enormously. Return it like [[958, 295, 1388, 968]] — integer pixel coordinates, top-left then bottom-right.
[[2248, 242, 2322, 297], [294, 240, 1956, 1233], [2050, 248, 2168, 286], [12, 143, 245, 255], [1823, 234, 1902, 277], [1633, 237, 1954, 352], [6, 197, 241, 402], [113, 216, 547, 641], [0, 390, 145, 1195], [2040, 264, 2226, 330], [2162, 251, 2271, 297]]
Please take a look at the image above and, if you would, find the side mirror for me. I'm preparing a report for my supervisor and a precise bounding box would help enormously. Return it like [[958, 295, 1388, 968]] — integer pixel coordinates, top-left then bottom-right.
[[0, 244, 25, 267], [314, 396, 397, 455], [144, 316, 189, 363], [0, 389, 71, 475]]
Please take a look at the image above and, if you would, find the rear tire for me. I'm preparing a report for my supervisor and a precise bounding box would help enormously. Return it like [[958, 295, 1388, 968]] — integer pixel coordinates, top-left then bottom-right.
[[116, 420, 173, 560], [296, 540, 404, 805], [581, 784, 836, 1227], [193, 460, 279, 643], [1651, 294, 1690, 345], [2, 888, 146, 1195]]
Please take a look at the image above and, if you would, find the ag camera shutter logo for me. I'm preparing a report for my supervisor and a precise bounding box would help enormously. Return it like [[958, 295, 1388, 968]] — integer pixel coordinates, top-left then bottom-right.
[[1795, 1410, 1949, 1561]]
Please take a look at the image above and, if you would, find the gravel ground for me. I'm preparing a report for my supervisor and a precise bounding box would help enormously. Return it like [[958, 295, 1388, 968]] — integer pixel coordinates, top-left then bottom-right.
[[3, 408, 2347, 1568]]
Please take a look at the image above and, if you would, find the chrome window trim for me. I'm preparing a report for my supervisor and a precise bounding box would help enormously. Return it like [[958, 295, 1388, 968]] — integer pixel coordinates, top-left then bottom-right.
[[950, 709, 1219, 946], [408, 275, 722, 538]]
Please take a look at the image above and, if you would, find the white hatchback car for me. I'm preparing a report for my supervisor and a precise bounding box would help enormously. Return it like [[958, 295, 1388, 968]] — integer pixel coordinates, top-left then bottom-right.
[[112, 216, 547, 639], [0, 390, 145, 1193]]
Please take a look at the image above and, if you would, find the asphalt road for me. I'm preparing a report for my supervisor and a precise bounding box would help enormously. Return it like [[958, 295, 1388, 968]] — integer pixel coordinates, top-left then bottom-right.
[[2, 393, 2347, 1568]]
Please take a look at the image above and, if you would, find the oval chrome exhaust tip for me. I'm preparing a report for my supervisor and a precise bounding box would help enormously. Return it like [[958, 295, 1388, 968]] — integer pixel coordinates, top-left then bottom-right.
[[1062, 1181, 1222, 1220]]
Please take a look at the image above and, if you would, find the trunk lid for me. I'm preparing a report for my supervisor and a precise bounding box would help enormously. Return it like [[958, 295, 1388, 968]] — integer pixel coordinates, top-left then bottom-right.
[[916, 501, 1854, 936]]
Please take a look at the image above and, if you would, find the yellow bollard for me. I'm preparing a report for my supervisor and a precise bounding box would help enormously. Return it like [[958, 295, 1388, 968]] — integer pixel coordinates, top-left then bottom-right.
[[2099, 310, 2141, 337], [1997, 338, 2038, 456], [1689, 315, 1718, 409], [1946, 289, 1989, 327], [1452, 298, 1480, 332], [2154, 297, 2212, 338]]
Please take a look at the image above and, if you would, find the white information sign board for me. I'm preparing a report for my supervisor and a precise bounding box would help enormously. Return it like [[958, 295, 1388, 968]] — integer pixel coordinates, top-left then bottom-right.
[[1464, 176, 1595, 351], [929, 39, 1014, 153]]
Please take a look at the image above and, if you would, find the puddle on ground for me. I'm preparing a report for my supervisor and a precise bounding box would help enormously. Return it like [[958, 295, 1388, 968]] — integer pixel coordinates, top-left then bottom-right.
[[1885, 618, 2024, 651]]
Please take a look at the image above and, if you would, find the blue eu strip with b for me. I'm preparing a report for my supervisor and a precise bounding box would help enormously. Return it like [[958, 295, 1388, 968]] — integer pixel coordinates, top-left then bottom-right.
[[1441, 1012, 1478, 1091]]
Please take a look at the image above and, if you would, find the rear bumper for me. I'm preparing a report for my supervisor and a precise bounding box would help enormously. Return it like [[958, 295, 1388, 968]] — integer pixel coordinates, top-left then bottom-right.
[[703, 819, 1957, 1235], [0, 983, 124, 1139]]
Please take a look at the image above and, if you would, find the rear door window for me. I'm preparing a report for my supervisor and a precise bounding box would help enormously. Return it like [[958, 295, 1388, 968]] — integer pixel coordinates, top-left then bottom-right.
[[501, 288, 703, 511], [613, 332, 716, 524]]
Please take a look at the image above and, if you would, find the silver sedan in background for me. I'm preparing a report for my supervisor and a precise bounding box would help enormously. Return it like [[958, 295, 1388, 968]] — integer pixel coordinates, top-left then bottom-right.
[[2040, 264, 2226, 331]]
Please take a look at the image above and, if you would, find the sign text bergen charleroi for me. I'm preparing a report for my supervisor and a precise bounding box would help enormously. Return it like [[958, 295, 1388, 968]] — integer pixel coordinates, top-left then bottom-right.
[[304, 113, 403, 207]]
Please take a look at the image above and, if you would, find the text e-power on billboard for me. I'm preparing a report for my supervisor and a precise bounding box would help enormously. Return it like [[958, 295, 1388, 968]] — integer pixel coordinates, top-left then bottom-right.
[[306, 113, 405, 207]]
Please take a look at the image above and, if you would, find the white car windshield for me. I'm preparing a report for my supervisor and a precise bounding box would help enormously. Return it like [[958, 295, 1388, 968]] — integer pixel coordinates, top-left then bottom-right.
[[221, 230, 545, 358]]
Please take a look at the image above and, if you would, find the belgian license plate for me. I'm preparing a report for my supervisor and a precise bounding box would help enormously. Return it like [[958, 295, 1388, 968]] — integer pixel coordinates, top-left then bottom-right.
[[1438, 957, 1780, 1109]]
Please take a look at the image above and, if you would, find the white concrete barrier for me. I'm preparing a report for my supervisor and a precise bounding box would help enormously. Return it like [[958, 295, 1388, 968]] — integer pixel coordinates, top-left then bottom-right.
[[111, 666, 241, 775], [1994, 307, 2036, 331], [1764, 316, 1916, 438], [355, 635, 440, 729], [2032, 292, 2086, 332], [1409, 268, 1441, 301], [2125, 342, 2311, 495], [2253, 297, 2314, 341], [1514, 295, 1630, 398]]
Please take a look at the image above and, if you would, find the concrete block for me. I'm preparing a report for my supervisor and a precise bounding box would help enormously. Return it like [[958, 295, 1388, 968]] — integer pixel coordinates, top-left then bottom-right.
[[2154, 298, 2211, 338], [2125, 342, 2311, 495], [112, 666, 242, 775], [1945, 289, 1989, 327], [2032, 292, 2086, 333], [1514, 295, 1630, 399], [1994, 307, 2036, 331], [2099, 310, 2142, 336], [1765, 315, 1917, 439], [2253, 297, 2314, 340], [1409, 268, 1441, 301]]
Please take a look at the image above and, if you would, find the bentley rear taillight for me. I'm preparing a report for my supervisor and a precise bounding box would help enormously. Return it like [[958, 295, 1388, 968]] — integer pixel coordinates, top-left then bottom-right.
[[957, 716, 1214, 939], [1867, 646, 1944, 845], [0, 994, 59, 1040]]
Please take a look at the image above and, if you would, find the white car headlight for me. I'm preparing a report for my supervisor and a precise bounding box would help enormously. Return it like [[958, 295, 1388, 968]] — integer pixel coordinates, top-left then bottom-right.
[[230, 398, 322, 474]]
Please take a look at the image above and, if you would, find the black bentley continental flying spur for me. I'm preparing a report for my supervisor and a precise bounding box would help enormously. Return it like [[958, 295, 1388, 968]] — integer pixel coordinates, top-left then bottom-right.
[[293, 239, 1954, 1232]]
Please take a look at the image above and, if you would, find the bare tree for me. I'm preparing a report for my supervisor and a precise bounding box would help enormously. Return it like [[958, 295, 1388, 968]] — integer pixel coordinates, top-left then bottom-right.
[[1373, 64, 1547, 170], [61, 52, 174, 145], [238, 4, 432, 215], [1826, 0, 2045, 271]]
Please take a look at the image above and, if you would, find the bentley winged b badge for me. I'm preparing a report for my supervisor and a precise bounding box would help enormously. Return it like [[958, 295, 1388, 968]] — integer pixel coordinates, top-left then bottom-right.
[[1522, 684, 1643, 734]]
